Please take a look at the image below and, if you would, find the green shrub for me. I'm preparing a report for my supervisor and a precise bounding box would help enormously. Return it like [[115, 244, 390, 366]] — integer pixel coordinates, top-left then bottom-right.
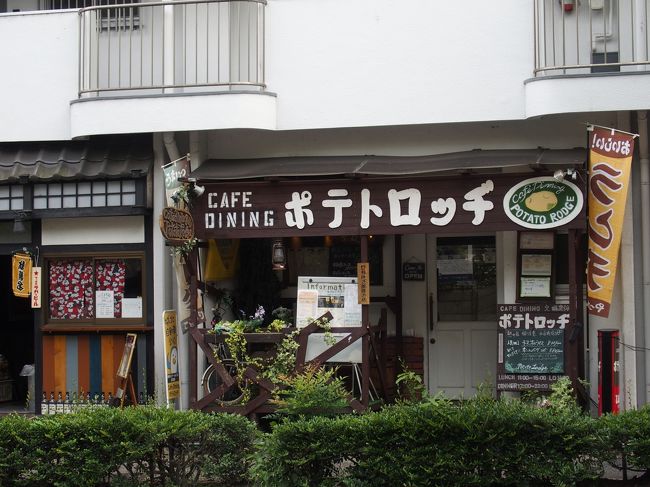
[[0, 406, 257, 487], [599, 406, 650, 474], [253, 396, 605, 487]]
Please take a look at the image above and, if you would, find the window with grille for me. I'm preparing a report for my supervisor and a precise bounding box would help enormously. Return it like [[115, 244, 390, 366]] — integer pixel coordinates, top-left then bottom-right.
[[46, 0, 140, 29], [33, 180, 137, 210], [0, 185, 24, 211]]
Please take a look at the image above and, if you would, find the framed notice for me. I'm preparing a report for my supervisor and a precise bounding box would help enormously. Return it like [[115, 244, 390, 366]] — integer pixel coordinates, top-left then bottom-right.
[[520, 277, 551, 298], [116, 333, 137, 379], [519, 231, 555, 250], [521, 254, 552, 276]]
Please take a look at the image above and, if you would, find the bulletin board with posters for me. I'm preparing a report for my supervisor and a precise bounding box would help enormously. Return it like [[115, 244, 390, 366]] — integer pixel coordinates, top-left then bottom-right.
[[296, 276, 362, 363]]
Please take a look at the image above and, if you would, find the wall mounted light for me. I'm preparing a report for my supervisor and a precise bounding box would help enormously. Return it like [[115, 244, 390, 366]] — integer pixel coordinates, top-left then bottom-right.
[[272, 238, 286, 270], [13, 210, 31, 233]]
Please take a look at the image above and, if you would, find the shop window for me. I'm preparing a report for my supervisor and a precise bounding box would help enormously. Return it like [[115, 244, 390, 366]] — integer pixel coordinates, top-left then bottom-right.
[[45, 253, 145, 328], [436, 236, 497, 321], [286, 236, 383, 286]]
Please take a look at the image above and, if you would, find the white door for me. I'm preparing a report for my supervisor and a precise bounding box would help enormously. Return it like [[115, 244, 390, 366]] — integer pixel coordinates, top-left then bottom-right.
[[427, 235, 498, 398]]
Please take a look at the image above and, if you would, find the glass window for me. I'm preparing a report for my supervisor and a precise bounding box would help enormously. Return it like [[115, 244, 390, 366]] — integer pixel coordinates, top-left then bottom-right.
[[437, 236, 496, 322], [46, 254, 145, 327]]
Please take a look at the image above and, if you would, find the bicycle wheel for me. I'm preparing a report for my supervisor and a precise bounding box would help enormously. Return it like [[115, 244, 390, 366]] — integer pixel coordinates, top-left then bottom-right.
[[201, 359, 246, 406]]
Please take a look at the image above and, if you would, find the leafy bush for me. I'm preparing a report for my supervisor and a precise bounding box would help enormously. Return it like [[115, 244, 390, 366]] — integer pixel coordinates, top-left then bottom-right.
[[253, 396, 605, 487], [599, 406, 650, 474], [0, 406, 257, 487], [272, 365, 349, 417]]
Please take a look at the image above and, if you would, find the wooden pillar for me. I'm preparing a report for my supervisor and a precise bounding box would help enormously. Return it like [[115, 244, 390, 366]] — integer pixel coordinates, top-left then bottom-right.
[[395, 235, 404, 363], [567, 229, 580, 390], [361, 235, 369, 407]]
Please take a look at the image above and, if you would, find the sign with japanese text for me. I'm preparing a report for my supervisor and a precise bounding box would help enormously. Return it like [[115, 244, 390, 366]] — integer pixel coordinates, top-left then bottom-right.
[[12, 252, 32, 298], [497, 303, 569, 391], [587, 127, 635, 318], [159, 207, 195, 245], [357, 263, 370, 305], [163, 310, 180, 401], [191, 174, 585, 239], [163, 156, 191, 207], [31, 266, 41, 308]]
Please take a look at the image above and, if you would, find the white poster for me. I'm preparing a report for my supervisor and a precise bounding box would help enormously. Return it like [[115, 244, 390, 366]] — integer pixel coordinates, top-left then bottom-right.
[[122, 297, 143, 318], [296, 276, 363, 363], [96, 290, 115, 319], [296, 289, 319, 327]]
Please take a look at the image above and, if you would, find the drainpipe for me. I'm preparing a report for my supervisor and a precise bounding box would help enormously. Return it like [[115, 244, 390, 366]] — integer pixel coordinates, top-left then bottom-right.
[[163, 132, 180, 163], [638, 110, 650, 404]]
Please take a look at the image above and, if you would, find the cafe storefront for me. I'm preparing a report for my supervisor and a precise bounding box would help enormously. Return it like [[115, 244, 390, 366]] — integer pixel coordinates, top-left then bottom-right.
[[179, 149, 588, 411]]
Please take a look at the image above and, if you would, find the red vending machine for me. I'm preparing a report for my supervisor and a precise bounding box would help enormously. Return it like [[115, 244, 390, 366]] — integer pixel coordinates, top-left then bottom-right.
[[598, 330, 620, 415]]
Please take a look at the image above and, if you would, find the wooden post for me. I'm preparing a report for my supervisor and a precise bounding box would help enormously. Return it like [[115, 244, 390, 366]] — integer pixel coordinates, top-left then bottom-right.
[[361, 235, 369, 407], [395, 235, 403, 367], [189, 274, 198, 409], [567, 229, 580, 392]]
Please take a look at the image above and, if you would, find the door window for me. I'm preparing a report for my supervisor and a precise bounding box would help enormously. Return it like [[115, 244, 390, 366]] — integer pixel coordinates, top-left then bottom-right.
[[436, 237, 496, 321]]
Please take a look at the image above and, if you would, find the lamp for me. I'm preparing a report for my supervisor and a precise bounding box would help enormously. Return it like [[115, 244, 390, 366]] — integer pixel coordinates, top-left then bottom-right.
[[553, 168, 578, 182], [12, 211, 31, 233], [272, 239, 286, 270]]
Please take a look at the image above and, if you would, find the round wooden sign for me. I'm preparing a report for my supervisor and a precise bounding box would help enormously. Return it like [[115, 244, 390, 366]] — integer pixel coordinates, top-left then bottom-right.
[[159, 207, 195, 245]]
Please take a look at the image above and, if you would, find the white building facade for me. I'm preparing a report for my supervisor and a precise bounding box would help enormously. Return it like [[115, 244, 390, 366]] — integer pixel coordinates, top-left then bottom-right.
[[0, 0, 649, 414]]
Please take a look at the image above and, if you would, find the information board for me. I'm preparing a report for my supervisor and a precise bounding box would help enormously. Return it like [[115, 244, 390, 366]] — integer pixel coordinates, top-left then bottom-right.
[[296, 276, 362, 363], [496, 303, 570, 391], [504, 328, 564, 374]]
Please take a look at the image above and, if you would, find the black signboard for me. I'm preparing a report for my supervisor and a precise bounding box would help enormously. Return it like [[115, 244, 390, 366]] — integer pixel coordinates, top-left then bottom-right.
[[504, 328, 564, 374], [497, 303, 570, 391], [402, 262, 425, 281]]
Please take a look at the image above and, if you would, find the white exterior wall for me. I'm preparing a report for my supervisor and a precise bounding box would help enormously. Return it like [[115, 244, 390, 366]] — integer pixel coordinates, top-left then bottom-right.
[[41, 216, 145, 245], [0, 10, 77, 141]]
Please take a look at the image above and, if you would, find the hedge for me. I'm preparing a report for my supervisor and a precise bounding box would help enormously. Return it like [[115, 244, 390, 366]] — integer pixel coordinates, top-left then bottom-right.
[[4, 399, 650, 486], [251, 397, 608, 487], [0, 406, 258, 487]]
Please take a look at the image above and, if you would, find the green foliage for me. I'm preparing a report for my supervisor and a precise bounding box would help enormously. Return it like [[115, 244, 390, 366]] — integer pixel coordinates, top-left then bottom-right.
[[0, 406, 257, 487], [547, 375, 579, 410], [395, 357, 426, 402], [599, 406, 650, 473], [253, 397, 605, 487], [272, 365, 349, 417]]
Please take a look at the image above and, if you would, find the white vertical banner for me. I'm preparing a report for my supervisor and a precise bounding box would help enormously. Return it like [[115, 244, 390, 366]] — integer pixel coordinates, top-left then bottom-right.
[[31, 266, 41, 309]]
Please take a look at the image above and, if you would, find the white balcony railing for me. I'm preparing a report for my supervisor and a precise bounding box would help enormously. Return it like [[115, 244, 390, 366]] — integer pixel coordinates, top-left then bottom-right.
[[78, 0, 265, 97], [534, 0, 650, 76]]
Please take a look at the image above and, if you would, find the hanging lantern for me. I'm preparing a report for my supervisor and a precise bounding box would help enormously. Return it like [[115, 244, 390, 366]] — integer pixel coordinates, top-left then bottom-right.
[[271, 239, 286, 270]]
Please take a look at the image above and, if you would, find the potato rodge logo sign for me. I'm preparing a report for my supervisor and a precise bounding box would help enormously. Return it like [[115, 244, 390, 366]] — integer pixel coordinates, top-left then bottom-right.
[[503, 177, 584, 229]]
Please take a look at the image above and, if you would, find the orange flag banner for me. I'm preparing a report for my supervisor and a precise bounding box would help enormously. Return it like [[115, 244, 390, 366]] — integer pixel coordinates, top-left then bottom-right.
[[587, 126, 636, 317], [12, 252, 32, 298]]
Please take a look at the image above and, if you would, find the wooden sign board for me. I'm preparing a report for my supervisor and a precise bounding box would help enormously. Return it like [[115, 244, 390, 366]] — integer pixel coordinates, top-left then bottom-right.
[[116, 333, 138, 379], [357, 263, 370, 305], [159, 207, 194, 245]]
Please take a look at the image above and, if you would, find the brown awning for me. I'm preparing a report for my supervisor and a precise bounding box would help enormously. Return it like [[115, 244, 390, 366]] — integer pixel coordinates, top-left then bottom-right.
[[190, 148, 586, 181], [0, 134, 153, 182]]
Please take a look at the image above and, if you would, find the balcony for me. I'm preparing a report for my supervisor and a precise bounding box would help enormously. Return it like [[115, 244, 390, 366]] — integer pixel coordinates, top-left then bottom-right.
[[527, 0, 650, 117], [70, 0, 276, 138]]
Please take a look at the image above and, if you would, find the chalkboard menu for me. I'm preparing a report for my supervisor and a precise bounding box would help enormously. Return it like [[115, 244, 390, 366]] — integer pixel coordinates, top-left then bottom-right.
[[496, 303, 570, 391], [329, 246, 382, 285], [504, 328, 564, 374]]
